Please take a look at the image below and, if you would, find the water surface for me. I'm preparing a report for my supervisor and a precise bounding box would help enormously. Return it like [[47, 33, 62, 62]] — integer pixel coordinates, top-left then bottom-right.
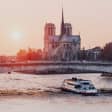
[[0, 73, 112, 112]]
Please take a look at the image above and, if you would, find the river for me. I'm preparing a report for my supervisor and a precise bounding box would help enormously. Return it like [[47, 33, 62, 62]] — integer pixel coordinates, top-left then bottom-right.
[[0, 73, 112, 112]]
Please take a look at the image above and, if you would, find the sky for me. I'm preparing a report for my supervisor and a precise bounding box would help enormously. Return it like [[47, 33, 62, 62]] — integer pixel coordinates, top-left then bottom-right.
[[0, 0, 112, 55]]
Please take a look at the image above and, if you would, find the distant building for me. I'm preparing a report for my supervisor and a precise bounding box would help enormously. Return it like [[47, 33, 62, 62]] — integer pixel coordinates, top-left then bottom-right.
[[44, 9, 81, 61], [85, 47, 102, 61]]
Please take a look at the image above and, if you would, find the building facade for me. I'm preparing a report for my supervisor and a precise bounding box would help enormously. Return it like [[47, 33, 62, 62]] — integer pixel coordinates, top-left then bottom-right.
[[44, 9, 81, 61]]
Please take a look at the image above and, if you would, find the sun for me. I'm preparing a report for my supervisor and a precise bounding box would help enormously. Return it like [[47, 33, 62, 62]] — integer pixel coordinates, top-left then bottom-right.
[[11, 32, 23, 40]]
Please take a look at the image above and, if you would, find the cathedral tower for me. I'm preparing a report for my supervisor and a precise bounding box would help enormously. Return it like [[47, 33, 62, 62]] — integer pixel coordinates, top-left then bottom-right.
[[44, 23, 56, 53], [64, 23, 72, 36]]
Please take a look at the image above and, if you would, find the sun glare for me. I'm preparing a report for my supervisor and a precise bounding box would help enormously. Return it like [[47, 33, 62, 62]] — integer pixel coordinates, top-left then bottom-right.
[[11, 32, 23, 40]]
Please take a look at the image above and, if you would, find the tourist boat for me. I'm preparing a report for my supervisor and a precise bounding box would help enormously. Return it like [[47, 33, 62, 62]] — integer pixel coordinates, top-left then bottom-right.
[[61, 77, 98, 95]]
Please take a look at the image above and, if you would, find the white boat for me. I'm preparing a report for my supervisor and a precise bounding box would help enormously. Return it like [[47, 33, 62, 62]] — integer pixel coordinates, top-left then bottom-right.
[[61, 77, 98, 95]]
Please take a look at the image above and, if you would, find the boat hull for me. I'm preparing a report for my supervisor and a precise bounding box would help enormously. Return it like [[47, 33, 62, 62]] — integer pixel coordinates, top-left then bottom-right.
[[61, 87, 98, 96]]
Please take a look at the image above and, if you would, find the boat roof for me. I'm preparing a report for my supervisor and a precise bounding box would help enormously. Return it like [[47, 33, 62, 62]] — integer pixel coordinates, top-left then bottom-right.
[[64, 78, 92, 83]]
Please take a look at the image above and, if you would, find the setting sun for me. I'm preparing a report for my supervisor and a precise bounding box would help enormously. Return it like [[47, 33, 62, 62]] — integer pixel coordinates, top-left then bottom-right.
[[11, 32, 23, 40]]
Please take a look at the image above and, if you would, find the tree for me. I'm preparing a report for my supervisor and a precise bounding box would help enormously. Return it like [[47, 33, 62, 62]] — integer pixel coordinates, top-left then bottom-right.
[[16, 48, 43, 61], [17, 49, 27, 61], [102, 42, 112, 61]]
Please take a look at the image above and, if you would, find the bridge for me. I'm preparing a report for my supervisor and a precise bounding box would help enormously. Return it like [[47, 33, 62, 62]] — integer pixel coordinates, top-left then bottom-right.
[[0, 61, 112, 74]]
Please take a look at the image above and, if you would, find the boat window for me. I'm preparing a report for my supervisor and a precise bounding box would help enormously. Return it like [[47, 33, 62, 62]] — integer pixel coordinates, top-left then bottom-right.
[[72, 78, 77, 81], [89, 86, 95, 89], [82, 82, 89, 85], [83, 88, 87, 90], [75, 85, 81, 89]]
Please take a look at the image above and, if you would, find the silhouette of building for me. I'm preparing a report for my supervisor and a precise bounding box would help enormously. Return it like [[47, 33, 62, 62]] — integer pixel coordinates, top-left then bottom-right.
[[44, 9, 81, 61]]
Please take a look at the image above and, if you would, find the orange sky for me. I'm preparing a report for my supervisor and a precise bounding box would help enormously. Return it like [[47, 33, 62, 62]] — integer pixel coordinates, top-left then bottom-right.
[[0, 0, 112, 55]]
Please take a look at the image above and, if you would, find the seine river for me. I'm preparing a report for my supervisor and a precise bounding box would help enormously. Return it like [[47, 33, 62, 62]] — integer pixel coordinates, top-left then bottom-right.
[[0, 73, 112, 112]]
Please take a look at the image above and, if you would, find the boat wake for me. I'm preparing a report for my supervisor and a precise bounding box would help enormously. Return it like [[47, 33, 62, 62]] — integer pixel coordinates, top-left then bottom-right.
[[0, 85, 111, 97]]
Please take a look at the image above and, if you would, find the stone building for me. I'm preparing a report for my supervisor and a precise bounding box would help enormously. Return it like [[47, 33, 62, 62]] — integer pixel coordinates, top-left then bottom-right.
[[44, 9, 81, 61]]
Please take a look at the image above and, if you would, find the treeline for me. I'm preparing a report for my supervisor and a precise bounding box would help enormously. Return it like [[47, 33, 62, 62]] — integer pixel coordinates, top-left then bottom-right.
[[79, 42, 112, 61], [16, 42, 112, 62], [16, 48, 43, 61]]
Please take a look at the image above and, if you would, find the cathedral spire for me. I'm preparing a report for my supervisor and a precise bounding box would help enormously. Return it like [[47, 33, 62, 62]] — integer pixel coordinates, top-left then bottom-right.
[[61, 8, 65, 36]]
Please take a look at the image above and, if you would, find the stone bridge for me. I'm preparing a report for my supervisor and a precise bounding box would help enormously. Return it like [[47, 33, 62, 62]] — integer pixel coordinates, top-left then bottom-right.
[[0, 61, 112, 74]]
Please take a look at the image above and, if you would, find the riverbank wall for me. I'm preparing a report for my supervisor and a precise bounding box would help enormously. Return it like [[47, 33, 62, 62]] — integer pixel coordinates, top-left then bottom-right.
[[0, 61, 112, 74]]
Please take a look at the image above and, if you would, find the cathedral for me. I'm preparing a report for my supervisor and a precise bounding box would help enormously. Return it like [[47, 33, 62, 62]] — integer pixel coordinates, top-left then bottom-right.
[[44, 9, 81, 61]]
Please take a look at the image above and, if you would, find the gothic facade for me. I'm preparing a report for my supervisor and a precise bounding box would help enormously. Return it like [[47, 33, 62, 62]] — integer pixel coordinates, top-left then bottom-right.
[[44, 10, 81, 61]]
